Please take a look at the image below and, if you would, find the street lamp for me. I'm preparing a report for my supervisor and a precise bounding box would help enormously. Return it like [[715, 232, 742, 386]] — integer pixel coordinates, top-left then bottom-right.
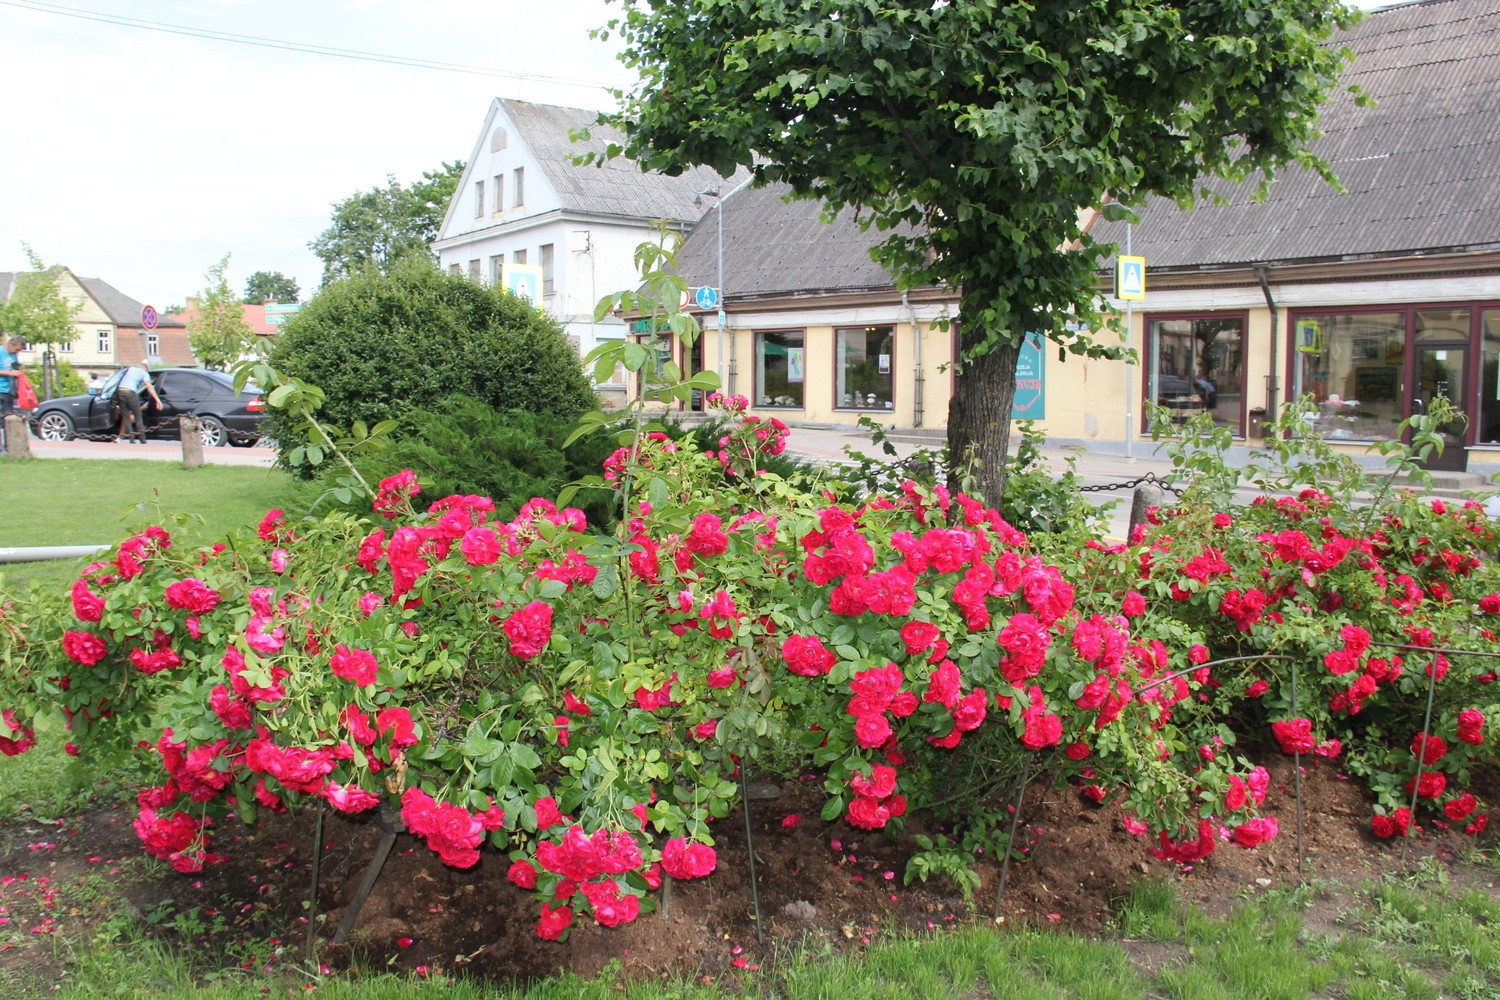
[[694, 188, 726, 393]]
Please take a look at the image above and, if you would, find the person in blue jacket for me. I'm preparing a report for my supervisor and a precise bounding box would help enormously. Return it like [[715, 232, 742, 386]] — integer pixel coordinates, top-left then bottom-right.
[[115, 363, 162, 444], [0, 335, 24, 449]]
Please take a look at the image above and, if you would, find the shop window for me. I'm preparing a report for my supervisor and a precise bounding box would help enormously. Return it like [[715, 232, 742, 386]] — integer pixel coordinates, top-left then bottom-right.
[[755, 331, 804, 408], [1477, 310, 1500, 444], [1292, 311, 1404, 441], [835, 326, 894, 410], [1148, 316, 1245, 431]]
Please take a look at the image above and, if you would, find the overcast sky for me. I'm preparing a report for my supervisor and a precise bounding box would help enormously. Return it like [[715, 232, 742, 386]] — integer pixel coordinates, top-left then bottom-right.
[[0, 0, 632, 309], [0, 0, 1400, 312]]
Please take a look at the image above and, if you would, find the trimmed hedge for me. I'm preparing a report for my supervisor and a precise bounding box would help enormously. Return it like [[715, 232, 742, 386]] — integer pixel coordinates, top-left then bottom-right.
[[262, 260, 596, 448]]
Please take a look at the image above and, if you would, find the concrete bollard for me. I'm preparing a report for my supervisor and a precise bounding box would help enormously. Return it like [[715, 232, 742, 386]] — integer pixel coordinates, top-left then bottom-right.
[[1127, 480, 1164, 544], [179, 414, 204, 468], [4, 414, 31, 460]]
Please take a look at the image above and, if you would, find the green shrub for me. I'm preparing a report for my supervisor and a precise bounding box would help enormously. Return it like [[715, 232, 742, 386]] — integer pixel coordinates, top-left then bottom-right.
[[297, 402, 824, 530], [25, 358, 86, 399], [261, 260, 596, 451], [299, 396, 619, 526]]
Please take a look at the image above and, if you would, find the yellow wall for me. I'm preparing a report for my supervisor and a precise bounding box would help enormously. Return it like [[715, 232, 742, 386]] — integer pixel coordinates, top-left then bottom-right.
[[699, 321, 954, 428]]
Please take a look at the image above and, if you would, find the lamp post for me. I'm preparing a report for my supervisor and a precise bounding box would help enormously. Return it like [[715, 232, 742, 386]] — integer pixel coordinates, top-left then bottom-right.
[[695, 188, 726, 393]]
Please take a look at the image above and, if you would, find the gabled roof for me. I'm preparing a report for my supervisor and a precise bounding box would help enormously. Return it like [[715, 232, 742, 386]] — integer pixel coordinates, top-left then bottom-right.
[[502, 100, 740, 220], [674, 181, 912, 299], [0, 271, 183, 327], [75, 275, 185, 327], [1092, 0, 1500, 269]]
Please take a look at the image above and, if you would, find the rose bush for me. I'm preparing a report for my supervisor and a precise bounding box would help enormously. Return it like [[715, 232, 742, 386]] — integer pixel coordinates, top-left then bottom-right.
[[2, 393, 1498, 942]]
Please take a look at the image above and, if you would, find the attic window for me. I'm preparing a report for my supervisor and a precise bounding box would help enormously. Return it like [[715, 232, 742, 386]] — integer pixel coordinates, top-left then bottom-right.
[[490, 128, 508, 152]]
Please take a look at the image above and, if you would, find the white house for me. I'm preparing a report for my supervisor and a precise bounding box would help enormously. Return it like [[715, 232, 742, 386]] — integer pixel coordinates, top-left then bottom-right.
[[432, 99, 744, 402]]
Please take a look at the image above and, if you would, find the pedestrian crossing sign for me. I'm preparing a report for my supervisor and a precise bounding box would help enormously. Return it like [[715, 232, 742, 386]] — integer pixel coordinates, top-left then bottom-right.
[[1115, 256, 1147, 300]]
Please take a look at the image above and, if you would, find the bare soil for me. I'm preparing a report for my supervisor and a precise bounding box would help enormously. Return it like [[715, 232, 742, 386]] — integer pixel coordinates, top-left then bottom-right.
[[0, 751, 1491, 990]]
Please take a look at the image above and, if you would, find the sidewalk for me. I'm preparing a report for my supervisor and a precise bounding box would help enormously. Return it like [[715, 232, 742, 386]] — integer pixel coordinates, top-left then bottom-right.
[[11, 438, 278, 468]]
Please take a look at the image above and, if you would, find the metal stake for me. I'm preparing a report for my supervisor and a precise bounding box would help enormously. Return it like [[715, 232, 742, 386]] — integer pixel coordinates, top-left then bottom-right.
[[331, 804, 404, 946], [1400, 653, 1441, 867], [1291, 657, 1305, 882], [992, 755, 1032, 921], [305, 802, 326, 965], [740, 767, 763, 943]]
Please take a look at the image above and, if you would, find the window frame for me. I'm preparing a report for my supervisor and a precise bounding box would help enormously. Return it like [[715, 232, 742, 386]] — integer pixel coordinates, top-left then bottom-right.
[[1143, 310, 1250, 437], [832, 325, 897, 412], [753, 329, 807, 410]]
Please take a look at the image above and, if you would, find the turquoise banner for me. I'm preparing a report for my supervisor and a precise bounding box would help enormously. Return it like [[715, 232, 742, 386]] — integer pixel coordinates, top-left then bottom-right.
[[1011, 332, 1045, 419]]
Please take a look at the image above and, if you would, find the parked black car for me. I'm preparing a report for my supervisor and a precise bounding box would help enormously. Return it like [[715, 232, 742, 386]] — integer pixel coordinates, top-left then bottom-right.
[[31, 368, 265, 447]]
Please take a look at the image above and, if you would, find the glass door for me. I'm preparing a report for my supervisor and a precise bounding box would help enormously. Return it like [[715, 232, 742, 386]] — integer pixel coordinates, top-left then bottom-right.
[[1414, 345, 1468, 471]]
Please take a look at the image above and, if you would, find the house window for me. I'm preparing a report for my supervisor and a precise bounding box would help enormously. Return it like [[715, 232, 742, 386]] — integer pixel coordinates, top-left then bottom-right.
[[474, 180, 485, 218], [1147, 315, 1246, 433], [468, 259, 481, 281], [540, 244, 554, 295], [835, 326, 894, 410], [145, 333, 159, 356], [58, 340, 73, 353], [489, 255, 504, 284], [1479, 309, 1500, 443], [449, 263, 463, 276], [492, 174, 504, 213], [755, 330, 805, 408], [513, 249, 527, 265], [513, 167, 524, 207], [1291, 310, 1405, 441], [97, 329, 110, 353]]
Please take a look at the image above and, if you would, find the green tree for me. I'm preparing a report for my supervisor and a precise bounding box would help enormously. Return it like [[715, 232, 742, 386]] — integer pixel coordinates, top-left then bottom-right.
[[601, 0, 1359, 502], [243, 270, 300, 304], [186, 254, 256, 371], [262, 259, 596, 462], [308, 161, 465, 286], [1, 245, 81, 399]]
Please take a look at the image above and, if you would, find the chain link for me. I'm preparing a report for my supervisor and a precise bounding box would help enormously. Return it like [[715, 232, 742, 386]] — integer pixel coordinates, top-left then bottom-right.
[[1076, 471, 1183, 496], [17, 411, 263, 447]]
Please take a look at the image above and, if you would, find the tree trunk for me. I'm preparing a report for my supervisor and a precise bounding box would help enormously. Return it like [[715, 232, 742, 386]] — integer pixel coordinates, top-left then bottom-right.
[[946, 338, 1020, 507]]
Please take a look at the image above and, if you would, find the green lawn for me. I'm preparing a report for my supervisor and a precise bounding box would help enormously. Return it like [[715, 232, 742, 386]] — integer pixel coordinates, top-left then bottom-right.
[[0, 459, 292, 592]]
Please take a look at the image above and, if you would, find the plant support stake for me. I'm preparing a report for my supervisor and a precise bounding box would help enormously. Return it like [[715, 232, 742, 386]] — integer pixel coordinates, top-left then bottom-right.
[[740, 768, 763, 943], [304, 802, 326, 965], [993, 754, 1032, 921], [1400, 651, 1442, 867]]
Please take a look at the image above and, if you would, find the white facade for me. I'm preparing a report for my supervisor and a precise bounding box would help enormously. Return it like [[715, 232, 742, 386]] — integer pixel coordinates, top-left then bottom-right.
[[432, 100, 741, 403]]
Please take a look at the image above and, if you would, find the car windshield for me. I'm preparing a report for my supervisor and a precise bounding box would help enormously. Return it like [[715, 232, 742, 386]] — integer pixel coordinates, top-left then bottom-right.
[[99, 369, 127, 394]]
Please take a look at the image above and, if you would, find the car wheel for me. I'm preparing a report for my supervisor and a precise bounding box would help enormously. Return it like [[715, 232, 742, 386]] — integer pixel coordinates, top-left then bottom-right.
[[36, 411, 75, 441], [197, 415, 228, 448]]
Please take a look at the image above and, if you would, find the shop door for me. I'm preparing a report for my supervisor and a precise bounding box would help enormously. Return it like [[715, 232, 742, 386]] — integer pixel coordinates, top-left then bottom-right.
[[1413, 345, 1468, 471]]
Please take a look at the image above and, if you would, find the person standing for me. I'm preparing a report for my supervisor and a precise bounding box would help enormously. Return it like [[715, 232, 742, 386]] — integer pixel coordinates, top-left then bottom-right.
[[87, 372, 103, 396], [115, 363, 162, 444], [0, 335, 24, 449]]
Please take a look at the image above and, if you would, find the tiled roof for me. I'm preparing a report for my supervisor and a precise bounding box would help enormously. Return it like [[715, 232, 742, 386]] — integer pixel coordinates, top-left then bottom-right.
[[76, 276, 185, 327], [1092, 0, 1500, 268], [502, 100, 747, 221], [0, 271, 183, 327], [673, 180, 910, 297]]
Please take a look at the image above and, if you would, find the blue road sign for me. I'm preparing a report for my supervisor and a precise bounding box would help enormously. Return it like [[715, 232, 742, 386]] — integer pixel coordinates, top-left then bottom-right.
[[140, 305, 159, 330], [695, 285, 720, 310]]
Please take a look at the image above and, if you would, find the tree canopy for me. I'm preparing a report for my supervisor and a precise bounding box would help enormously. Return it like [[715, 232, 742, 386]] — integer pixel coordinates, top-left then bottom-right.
[[1, 245, 78, 349], [601, 0, 1359, 501], [186, 254, 256, 371], [243, 270, 300, 305], [308, 161, 465, 286]]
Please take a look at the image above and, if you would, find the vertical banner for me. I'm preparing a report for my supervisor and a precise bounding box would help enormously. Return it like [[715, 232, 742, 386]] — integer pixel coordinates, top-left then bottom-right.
[[1011, 332, 1046, 419]]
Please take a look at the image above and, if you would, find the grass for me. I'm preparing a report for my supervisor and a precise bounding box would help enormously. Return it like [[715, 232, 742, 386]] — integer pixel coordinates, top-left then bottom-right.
[[0, 867, 1492, 1000], [0, 459, 291, 591]]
